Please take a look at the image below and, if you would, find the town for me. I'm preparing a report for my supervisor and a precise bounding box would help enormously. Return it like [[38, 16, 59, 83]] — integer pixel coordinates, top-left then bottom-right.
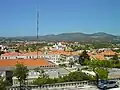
[[0, 40, 120, 90], [1, 0, 120, 90]]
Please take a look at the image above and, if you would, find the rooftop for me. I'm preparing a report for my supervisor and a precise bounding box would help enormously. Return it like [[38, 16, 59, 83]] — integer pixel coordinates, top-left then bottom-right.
[[1, 51, 80, 57], [0, 59, 54, 67], [100, 50, 116, 56]]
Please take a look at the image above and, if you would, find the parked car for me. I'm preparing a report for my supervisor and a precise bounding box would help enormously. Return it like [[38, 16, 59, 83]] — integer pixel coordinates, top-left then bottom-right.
[[20, 86, 31, 90], [98, 80, 119, 89]]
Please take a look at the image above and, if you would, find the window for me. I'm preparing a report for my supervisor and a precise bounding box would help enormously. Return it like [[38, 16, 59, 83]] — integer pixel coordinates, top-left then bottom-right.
[[109, 81, 116, 84]]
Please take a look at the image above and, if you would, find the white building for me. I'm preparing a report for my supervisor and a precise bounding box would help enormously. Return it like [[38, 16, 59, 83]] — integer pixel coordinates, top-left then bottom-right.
[[52, 42, 66, 51], [0, 45, 7, 52], [0, 59, 57, 86], [0, 50, 79, 66]]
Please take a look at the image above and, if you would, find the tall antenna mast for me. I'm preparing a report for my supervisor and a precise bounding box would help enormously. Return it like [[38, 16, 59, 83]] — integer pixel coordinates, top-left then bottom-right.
[[37, 5, 39, 59]]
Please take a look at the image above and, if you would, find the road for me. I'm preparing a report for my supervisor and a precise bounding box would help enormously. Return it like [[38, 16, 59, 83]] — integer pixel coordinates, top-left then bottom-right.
[[32, 85, 120, 90], [41, 87, 120, 90], [109, 88, 120, 90], [38, 85, 99, 90]]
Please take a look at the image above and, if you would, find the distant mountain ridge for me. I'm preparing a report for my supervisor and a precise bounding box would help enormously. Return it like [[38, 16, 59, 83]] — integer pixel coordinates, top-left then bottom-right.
[[1, 32, 120, 42], [38, 32, 119, 42]]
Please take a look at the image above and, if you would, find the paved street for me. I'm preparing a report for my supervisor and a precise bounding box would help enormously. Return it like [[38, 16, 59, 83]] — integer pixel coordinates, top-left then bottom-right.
[[38, 85, 99, 90], [109, 88, 120, 90], [33, 85, 120, 90], [40, 87, 120, 90]]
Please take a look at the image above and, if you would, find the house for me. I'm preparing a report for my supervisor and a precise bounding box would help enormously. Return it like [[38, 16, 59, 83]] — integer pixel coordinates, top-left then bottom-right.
[[100, 50, 116, 60], [0, 58, 56, 86], [0, 51, 49, 60], [0, 45, 7, 52], [90, 54, 105, 60], [0, 50, 80, 66], [0, 52, 21, 59], [88, 50, 116, 60], [52, 42, 66, 51], [47, 50, 80, 65], [0, 58, 70, 86]]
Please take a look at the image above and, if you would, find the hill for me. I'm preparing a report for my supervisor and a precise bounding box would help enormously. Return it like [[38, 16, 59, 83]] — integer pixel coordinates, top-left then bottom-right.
[[1, 32, 120, 43], [38, 32, 120, 42]]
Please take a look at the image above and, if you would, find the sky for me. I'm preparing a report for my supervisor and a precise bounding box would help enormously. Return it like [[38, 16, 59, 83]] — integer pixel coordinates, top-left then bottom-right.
[[0, 0, 120, 37]]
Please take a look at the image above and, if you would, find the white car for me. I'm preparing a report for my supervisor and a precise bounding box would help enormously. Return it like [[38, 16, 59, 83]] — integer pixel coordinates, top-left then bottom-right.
[[98, 80, 119, 89]]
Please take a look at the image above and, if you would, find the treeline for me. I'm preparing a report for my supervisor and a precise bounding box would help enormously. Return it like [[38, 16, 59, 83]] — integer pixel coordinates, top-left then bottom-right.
[[84, 59, 120, 68]]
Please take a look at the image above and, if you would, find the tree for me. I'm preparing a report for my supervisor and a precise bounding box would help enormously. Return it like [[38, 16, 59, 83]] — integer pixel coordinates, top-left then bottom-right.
[[67, 71, 95, 81], [32, 77, 48, 85], [33, 68, 49, 85], [34, 67, 48, 78], [25, 48, 29, 52], [84, 59, 113, 70], [112, 54, 118, 60], [46, 78, 56, 84], [96, 68, 108, 80], [59, 64, 67, 67], [0, 77, 9, 90], [69, 61, 74, 67], [84, 59, 111, 86], [78, 50, 90, 65], [15, 49, 19, 53], [84, 60, 100, 86], [0, 51, 5, 56], [32, 70, 95, 85], [13, 63, 29, 90]]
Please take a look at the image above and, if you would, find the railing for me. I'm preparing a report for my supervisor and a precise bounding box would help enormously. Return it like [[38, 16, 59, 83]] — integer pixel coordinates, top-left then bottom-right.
[[6, 80, 96, 90], [7, 78, 120, 90]]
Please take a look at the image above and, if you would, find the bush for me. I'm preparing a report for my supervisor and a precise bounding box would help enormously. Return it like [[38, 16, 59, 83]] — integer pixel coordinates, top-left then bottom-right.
[[33, 71, 95, 85]]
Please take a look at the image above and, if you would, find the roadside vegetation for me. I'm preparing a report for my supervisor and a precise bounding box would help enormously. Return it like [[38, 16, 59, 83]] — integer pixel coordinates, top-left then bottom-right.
[[13, 63, 29, 89], [32, 70, 95, 85], [0, 77, 9, 90]]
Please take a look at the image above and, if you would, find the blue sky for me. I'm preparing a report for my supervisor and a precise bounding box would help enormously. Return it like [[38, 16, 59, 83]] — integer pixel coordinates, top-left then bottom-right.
[[0, 0, 120, 37]]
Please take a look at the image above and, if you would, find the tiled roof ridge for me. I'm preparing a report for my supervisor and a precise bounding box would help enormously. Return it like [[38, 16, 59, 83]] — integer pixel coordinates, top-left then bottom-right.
[[0, 58, 54, 67]]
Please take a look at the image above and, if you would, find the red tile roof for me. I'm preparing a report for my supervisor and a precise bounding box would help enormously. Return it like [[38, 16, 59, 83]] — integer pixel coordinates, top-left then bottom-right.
[[94, 54, 104, 60], [2, 52, 20, 56], [1, 50, 80, 57], [22, 52, 43, 56], [100, 50, 116, 56], [48, 50, 79, 56], [0, 59, 54, 67]]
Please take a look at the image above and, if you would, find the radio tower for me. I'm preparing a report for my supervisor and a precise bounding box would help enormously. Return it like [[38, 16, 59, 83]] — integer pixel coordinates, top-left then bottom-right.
[[37, 6, 39, 59]]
